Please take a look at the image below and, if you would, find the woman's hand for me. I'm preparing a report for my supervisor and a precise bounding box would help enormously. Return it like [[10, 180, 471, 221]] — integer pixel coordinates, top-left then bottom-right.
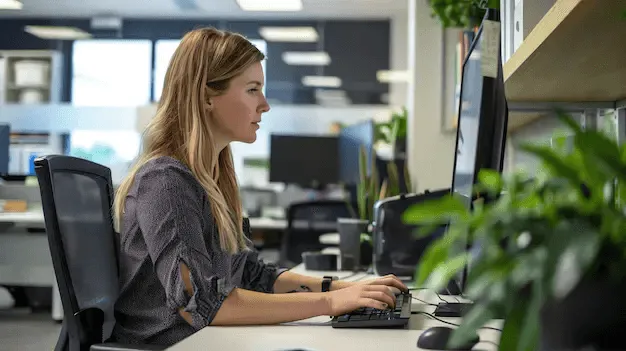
[[325, 284, 397, 316], [331, 274, 408, 294]]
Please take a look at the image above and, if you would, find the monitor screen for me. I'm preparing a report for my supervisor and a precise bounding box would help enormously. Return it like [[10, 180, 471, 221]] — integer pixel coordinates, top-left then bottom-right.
[[447, 9, 508, 293], [452, 33, 483, 209], [269, 135, 339, 188], [338, 121, 374, 185]]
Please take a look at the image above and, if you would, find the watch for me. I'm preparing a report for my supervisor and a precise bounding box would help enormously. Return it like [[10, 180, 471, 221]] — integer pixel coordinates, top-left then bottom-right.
[[322, 276, 338, 292]]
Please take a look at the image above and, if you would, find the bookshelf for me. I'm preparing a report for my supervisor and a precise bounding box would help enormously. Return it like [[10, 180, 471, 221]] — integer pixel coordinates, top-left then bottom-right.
[[0, 50, 62, 105], [505, 0, 626, 131]]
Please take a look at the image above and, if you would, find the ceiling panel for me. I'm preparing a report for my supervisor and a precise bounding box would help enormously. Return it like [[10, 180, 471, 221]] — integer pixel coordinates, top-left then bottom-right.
[[2, 0, 407, 19]]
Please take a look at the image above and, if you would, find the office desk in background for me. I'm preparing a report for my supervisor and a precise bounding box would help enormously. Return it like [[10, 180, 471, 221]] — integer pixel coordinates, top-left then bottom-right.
[[0, 209, 288, 322], [167, 265, 502, 351]]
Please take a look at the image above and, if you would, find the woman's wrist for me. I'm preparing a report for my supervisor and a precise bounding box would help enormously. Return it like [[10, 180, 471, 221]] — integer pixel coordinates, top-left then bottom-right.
[[330, 280, 353, 291]]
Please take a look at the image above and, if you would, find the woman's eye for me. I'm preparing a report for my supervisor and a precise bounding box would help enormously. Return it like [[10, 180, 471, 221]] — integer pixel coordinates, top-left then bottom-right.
[[248, 88, 259, 93]]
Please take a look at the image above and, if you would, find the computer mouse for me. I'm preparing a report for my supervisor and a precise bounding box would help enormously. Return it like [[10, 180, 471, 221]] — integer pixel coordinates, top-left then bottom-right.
[[417, 326, 479, 350]]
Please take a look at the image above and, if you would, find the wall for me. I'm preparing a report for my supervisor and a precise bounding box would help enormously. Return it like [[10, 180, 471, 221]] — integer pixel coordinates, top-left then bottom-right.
[[406, 0, 457, 192], [388, 13, 408, 108], [0, 18, 391, 105]]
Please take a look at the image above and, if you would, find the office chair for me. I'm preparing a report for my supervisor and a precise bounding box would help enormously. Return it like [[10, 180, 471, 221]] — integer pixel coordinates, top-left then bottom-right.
[[280, 199, 355, 268], [34, 155, 162, 351]]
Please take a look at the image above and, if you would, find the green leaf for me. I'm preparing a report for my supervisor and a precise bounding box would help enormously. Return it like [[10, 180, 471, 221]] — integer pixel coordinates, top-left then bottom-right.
[[546, 222, 600, 299], [519, 143, 581, 185], [575, 131, 626, 182], [555, 110, 583, 134], [414, 238, 450, 285], [423, 253, 469, 291], [449, 304, 494, 348], [477, 168, 502, 195], [402, 195, 469, 225], [499, 297, 532, 351], [516, 282, 541, 351]]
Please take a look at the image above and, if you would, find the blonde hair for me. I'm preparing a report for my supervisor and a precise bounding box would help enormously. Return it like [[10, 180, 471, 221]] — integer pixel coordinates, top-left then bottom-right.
[[113, 27, 264, 254]]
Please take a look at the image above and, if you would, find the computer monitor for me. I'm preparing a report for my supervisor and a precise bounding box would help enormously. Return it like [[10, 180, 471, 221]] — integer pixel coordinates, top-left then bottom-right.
[[338, 120, 375, 185], [269, 134, 339, 188], [0, 125, 10, 176], [434, 8, 508, 315]]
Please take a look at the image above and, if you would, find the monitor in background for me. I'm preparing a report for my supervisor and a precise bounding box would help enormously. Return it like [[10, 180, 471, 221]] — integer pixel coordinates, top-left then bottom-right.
[[338, 120, 374, 185], [269, 134, 339, 189], [433, 8, 508, 317], [0, 125, 10, 176]]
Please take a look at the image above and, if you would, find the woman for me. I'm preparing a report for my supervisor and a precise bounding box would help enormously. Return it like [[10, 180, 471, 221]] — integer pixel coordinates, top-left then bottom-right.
[[111, 27, 407, 346]]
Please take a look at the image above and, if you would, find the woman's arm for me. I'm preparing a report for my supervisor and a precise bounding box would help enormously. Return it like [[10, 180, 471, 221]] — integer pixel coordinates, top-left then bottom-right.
[[272, 271, 408, 294], [272, 270, 345, 293], [211, 288, 329, 325]]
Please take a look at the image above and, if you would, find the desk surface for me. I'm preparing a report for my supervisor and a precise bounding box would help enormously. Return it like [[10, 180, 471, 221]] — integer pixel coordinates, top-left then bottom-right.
[[0, 209, 287, 230], [167, 265, 502, 351]]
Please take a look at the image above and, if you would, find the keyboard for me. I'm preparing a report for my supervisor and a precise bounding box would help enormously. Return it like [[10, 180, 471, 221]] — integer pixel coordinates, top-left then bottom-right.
[[331, 293, 412, 328]]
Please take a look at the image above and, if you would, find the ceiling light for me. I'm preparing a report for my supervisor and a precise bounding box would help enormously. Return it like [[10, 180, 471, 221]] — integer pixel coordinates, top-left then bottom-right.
[[302, 76, 342, 88], [376, 70, 410, 83], [259, 26, 318, 42], [283, 51, 331, 66], [25, 26, 93, 40], [237, 0, 302, 11], [0, 0, 22, 10]]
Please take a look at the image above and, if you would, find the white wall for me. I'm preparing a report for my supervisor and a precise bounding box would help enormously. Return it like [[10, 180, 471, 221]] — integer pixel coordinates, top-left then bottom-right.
[[406, 0, 457, 192], [388, 13, 409, 108]]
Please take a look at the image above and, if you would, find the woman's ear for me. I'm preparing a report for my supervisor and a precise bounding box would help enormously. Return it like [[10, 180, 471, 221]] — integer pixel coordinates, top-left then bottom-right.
[[205, 99, 213, 112]]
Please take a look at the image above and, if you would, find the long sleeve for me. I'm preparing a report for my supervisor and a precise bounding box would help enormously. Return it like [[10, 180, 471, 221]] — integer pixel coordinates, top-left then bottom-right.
[[134, 161, 235, 329], [240, 218, 288, 293]]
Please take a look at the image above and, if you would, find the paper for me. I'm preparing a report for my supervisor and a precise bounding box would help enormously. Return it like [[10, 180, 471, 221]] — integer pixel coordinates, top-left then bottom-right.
[[481, 19, 501, 79]]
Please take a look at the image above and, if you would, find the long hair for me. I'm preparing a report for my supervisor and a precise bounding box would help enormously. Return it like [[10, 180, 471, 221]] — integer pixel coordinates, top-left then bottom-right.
[[113, 28, 264, 254]]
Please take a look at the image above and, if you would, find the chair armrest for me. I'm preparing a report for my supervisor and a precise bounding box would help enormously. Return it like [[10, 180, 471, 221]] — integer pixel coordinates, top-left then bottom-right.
[[90, 343, 165, 351]]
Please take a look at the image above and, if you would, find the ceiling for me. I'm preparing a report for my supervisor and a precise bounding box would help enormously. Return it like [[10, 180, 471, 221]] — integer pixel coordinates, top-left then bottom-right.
[[4, 0, 408, 19]]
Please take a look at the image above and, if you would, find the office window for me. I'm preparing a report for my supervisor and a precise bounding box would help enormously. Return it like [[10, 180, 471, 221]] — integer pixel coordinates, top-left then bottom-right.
[[72, 40, 152, 106], [152, 39, 268, 102], [68, 130, 141, 184]]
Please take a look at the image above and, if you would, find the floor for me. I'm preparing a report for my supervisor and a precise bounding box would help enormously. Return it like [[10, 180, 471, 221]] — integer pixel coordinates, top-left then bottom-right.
[[0, 307, 61, 351], [0, 249, 280, 351]]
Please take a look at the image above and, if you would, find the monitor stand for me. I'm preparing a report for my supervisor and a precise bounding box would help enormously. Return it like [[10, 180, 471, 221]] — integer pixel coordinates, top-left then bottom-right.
[[433, 280, 473, 318]]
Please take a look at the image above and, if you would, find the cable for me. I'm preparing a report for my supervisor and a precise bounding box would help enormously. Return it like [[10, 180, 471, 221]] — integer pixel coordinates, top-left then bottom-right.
[[411, 311, 502, 332], [411, 296, 439, 307]]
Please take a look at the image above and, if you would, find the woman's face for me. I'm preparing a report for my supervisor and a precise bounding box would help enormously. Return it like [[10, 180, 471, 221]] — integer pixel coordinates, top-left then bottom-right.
[[210, 61, 270, 146]]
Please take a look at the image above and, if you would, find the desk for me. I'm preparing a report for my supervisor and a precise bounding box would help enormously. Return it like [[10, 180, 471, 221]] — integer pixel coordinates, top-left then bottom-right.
[[167, 265, 502, 351]]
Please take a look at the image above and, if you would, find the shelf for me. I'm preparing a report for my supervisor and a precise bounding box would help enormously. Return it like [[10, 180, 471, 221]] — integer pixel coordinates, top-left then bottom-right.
[[508, 111, 545, 132], [504, 0, 626, 104]]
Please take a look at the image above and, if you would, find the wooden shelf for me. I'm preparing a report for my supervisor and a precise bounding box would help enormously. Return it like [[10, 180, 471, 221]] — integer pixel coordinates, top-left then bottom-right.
[[508, 111, 545, 132], [504, 0, 626, 103]]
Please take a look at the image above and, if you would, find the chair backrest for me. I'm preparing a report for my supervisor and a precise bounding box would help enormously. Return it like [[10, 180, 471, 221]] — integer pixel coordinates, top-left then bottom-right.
[[280, 199, 355, 267], [34, 155, 118, 350]]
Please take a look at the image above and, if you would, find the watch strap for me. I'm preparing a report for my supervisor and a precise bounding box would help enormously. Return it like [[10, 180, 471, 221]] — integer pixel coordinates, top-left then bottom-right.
[[322, 275, 337, 292]]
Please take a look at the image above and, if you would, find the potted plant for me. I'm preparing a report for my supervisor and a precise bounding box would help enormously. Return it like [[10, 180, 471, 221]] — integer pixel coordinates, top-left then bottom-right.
[[375, 107, 408, 159], [339, 145, 413, 269], [427, 0, 500, 28], [402, 112, 626, 350]]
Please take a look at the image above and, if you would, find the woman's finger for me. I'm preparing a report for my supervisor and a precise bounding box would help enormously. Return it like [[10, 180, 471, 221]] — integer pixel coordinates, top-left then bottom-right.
[[359, 297, 390, 311], [361, 290, 395, 308]]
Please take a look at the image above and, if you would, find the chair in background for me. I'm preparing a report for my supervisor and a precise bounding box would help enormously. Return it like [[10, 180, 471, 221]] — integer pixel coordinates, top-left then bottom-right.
[[34, 155, 162, 351], [280, 199, 356, 268]]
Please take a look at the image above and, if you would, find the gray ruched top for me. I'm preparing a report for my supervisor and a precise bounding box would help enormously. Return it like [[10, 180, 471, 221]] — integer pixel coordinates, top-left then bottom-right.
[[111, 156, 286, 346]]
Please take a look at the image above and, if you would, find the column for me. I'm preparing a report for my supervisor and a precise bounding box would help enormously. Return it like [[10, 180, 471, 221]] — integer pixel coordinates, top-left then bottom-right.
[[406, 0, 457, 192]]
